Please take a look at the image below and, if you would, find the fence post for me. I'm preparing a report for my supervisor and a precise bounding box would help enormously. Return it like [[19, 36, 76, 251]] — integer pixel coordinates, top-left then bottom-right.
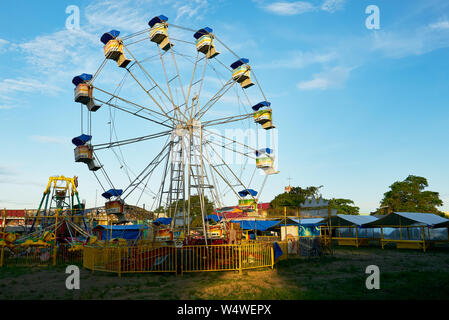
[[118, 247, 122, 277], [238, 245, 242, 274], [0, 247, 4, 267], [271, 246, 274, 270], [53, 244, 57, 266]]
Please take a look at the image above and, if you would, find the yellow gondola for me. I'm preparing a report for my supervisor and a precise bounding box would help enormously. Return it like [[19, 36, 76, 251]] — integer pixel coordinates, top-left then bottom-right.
[[252, 101, 275, 130], [231, 58, 254, 89], [101, 30, 132, 68], [194, 27, 220, 59], [149, 16, 172, 51]]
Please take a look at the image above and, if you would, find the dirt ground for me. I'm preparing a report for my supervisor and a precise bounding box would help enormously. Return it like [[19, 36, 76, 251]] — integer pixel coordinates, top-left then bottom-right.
[[1, 245, 449, 300]]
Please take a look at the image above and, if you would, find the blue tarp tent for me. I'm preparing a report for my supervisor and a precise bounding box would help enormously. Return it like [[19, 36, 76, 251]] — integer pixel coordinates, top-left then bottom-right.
[[230, 220, 281, 232], [94, 225, 147, 240], [206, 215, 222, 222], [153, 217, 172, 225]]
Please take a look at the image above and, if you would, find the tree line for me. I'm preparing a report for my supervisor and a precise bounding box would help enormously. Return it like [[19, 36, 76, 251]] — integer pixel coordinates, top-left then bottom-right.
[[270, 175, 445, 216]]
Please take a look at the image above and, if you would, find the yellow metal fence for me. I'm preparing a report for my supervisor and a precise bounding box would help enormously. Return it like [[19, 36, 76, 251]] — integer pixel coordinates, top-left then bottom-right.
[[83, 242, 274, 276]]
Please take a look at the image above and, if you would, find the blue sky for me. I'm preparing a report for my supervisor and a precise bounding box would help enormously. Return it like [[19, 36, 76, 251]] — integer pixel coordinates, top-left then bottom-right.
[[1, 0, 449, 213]]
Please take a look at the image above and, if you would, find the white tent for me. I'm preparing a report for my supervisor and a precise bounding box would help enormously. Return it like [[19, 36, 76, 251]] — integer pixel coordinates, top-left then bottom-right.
[[363, 212, 449, 228]]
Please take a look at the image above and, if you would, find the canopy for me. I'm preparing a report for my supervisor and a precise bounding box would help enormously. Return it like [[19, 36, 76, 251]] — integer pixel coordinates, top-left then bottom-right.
[[194, 27, 213, 39], [231, 220, 281, 231], [328, 214, 378, 227], [289, 218, 326, 225], [101, 189, 123, 199], [230, 58, 249, 69], [153, 217, 172, 225], [148, 15, 168, 27], [206, 214, 222, 222], [72, 73, 93, 86], [238, 189, 258, 197], [363, 212, 449, 228], [100, 30, 120, 44], [72, 134, 92, 147], [252, 101, 271, 111], [255, 148, 273, 157], [94, 224, 147, 240]]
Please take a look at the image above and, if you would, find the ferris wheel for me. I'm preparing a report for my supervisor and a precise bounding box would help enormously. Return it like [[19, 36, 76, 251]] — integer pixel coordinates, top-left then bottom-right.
[[70, 15, 279, 243]]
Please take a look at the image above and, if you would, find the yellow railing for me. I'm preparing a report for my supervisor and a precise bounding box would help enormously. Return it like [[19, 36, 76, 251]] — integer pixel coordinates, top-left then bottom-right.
[[83, 242, 274, 276], [0, 245, 55, 267]]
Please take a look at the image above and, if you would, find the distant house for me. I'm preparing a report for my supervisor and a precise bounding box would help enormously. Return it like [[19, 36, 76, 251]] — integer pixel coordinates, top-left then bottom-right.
[[300, 196, 337, 218]]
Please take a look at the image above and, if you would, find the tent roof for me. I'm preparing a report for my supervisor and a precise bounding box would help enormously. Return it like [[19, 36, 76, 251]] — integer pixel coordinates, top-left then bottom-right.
[[363, 212, 449, 228], [329, 214, 378, 227], [153, 217, 172, 225], [230, 220, 281, 231], [290, 218, 326, 225]]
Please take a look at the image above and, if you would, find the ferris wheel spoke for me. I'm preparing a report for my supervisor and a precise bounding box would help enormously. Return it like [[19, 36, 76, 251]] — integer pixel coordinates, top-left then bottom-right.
[[202, 113, 253, 127], [157, 45, 188, 123], [205, 143, 257, 202], [121, 140, 172, 200], [92, 131, 171, 150], [200, 144, 240, 199], [203, 129, 258, 154], [92, 90, 175, 127], [196, 78, 236, 120], [122, 44, 178, 122]]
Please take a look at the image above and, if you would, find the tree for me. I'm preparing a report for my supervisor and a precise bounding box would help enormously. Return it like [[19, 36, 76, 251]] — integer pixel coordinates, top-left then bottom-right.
[[270, 186, 323, 208], [380, 175, 443, 214], [329, 198, 360, 215]]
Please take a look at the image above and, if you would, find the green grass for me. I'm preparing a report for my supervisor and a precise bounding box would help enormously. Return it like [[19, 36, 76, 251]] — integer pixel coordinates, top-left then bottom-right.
[[1, 246, 449, 300]]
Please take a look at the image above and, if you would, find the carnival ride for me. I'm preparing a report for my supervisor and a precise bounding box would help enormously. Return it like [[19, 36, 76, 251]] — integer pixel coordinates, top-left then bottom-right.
[[71, 15, 279, 246], [0, 176, 95, 265]]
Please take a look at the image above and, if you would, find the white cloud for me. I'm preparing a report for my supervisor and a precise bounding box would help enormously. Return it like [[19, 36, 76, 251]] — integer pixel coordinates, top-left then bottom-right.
[[0, 78, 63, 96], [264, 1, 316, 15], [371, 23, 449, 58], [429, 20, 449, 30], [175, 0, 209, 21], [0, 105, 15, 110], [0, 39, 9, 53], [263, 0, 345, 15], [30, 136, 70, 144], [297, 66, 354, 91], [258, 50, 337, 69], [321, 0, 345, 13]]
